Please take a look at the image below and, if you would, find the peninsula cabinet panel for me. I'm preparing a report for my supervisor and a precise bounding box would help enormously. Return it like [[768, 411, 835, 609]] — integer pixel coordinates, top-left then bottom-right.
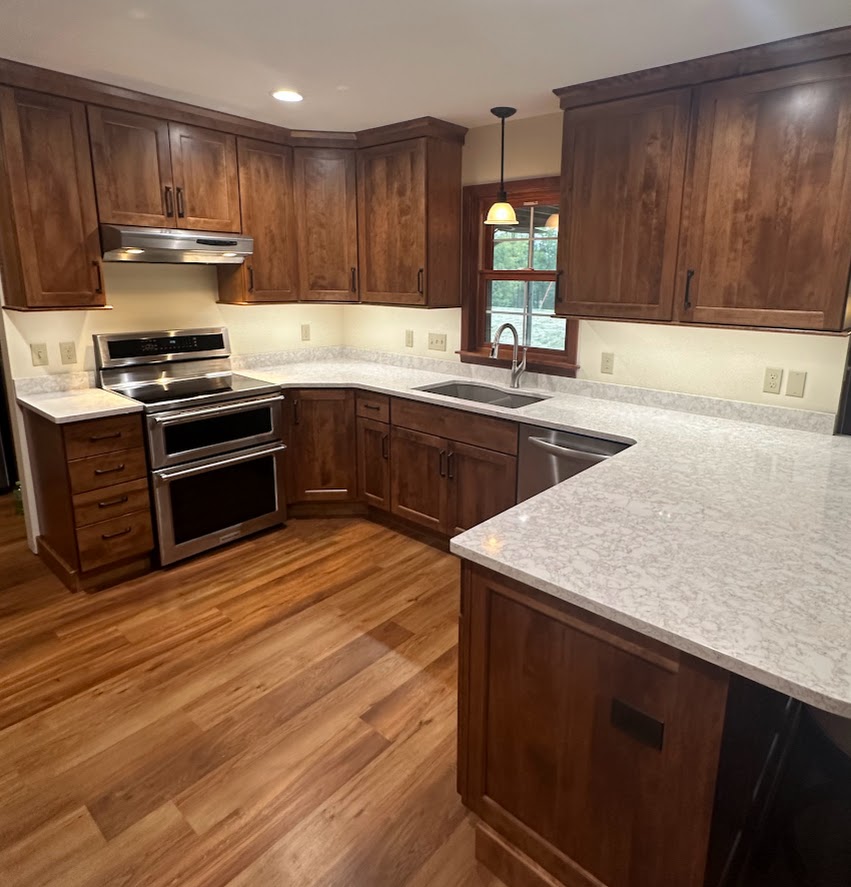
[[0, 88, 104, 309], [676, 58, 851, 330], [219, 138, 297, 303], [357, 416, 390, 510], [294, 148, 359, 301], [556, 89, 691, 321], [88, 106, 174, 227], [358, 137, 462, 307], [168, 123, 241, 232], [288, 389, 357, 503]]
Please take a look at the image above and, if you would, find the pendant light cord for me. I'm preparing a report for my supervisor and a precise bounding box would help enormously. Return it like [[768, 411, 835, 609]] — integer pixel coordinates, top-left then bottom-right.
[[500, 116, 506, 193]]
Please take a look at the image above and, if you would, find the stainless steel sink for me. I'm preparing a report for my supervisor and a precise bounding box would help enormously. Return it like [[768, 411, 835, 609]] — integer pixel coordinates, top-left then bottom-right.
[[416, 381, 548, 409]]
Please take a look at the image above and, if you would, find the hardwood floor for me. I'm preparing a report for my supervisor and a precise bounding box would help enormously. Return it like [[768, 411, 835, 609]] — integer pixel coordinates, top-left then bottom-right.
[[0, 494, 503, 887]]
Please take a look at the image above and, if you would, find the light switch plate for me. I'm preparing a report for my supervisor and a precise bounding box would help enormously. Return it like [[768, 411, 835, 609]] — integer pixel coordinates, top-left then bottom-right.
[[428, 332, 447, 352], [300, 324, 311, 342], [786, 370, 807, 398], [405, 329, 414, 348], [601, 352, 615, 375], [763, 367, 783, 395], [30, 343, 48, 367], [59, 342, 77, 365]]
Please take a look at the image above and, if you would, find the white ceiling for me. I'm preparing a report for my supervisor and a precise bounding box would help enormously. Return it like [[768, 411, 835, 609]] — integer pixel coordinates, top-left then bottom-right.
[[1, 0, 849, 131]]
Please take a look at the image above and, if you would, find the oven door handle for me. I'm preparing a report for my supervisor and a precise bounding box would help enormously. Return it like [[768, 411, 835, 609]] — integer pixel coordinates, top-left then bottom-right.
[[150, 394, 283, 424], [154, 444, 287, 482]]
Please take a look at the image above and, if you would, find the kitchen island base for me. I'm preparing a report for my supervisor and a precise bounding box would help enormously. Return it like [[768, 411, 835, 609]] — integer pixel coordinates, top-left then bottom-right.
[[458, 562, 801, 887]]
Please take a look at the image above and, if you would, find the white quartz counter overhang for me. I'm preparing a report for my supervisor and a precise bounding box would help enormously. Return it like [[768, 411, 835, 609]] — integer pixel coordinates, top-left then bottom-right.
[[17, 360, 851, 716]]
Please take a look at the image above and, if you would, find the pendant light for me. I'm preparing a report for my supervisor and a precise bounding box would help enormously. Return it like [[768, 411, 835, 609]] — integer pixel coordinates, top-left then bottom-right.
[[484, 106, 518, 226], [544, 212, 559, 229]]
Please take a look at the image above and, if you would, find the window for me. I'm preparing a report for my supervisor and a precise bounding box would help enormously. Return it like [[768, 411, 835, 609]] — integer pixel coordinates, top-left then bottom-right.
[[461, 177, 578, 375]]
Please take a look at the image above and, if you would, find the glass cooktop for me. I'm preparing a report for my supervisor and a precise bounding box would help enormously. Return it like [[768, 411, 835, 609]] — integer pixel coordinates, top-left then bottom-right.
[[110, 373, 278, 412]]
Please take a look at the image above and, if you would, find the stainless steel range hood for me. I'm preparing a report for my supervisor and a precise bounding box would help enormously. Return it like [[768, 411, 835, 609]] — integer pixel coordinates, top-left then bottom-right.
[[100, 225, 253, 264]]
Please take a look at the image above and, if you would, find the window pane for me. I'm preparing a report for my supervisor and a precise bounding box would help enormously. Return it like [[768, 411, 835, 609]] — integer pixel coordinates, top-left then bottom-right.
[[487, 279, 525, 311], [528, 314, 567, 350], [531, 238, 557, 270], [533, 204, 560, 236], [493, 239, 531, 270], [529, 279, 558, 313]]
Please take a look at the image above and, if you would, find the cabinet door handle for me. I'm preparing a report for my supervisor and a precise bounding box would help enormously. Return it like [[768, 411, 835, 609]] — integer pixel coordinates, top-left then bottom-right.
[[248, 265, 255, 293], [351, 267, 357, 293], [554, 269, 563, 305], [447, 451, 455, 479], [381, 434, 389, 460], [89, 431, 122, 442], [93, 463, 125, 476], [683, 269, 695, 311], [292, 399, 300, 425], [417, 268, 424, 295], [98, 495, 129, 509], [610, 699, 665, 751], [164, 186, 174, 217], [92, 261, 103, 294], [101, 526, 132, 541], [176, 187, 186, 218], [438, 449, 447, 478]]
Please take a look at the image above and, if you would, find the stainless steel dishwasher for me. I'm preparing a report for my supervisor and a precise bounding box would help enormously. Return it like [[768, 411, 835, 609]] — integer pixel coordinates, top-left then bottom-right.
[[517, 425, 631, 501]]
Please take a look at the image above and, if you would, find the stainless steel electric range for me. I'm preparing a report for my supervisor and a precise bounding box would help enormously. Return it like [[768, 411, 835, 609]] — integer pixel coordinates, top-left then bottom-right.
[[94, 328, 286, 566]]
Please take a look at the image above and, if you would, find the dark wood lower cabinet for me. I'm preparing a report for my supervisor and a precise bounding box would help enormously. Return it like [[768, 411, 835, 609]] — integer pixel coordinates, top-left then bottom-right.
[[458, 562, 801, 887], [390, 425, 448, 533], [449, 441, 517, 536], [357, 416, 390, 510]]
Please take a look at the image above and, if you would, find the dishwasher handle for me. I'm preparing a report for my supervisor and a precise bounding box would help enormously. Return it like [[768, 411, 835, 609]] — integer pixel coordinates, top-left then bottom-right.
[[527, 436, 611, 464]]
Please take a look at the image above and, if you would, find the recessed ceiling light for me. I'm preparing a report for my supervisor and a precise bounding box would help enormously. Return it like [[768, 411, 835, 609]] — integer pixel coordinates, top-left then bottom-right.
[[272, 89, 303, 103]]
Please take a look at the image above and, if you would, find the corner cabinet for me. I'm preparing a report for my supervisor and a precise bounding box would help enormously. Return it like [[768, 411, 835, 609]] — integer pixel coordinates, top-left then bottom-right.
[[357, 137, 463, 307], [0, 88, 105, 309]]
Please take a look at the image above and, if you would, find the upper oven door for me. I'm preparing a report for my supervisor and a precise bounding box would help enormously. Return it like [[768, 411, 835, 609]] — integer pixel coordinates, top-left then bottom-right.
[[147, 394, 284, 468]]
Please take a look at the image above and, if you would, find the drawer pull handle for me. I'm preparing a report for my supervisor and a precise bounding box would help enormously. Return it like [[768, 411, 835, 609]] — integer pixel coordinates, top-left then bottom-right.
[[101, 526, 132, 540], [363, 403, 381, 411], [89, 431, 122, 442], [94, 464, 125, 476], [98, 495, 129, 509], [610, 698, 665, 751]]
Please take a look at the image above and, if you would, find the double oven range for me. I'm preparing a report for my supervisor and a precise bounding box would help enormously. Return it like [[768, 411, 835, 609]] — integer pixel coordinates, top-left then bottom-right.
[[95, 328, 286, 566]]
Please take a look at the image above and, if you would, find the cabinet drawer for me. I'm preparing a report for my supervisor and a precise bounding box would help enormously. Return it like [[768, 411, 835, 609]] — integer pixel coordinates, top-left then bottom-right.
[[63, 414, 144, 460], [68, 447, 148, 494], [391, 398, 518, 455], [357, 392, 390, 423], [72, 478, 151, 528], [76, 510, 154, 572]]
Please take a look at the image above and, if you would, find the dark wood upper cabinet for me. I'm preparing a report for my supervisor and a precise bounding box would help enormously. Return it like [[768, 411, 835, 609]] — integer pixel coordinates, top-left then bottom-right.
[[294, 148, 359, 302], [0, 88, 104, 309], [676, 58, 851, 330], [288, 389, 357, 504], [218, 138, 297, 304], [168, 123, 241, 232], [88, 107, 174, 227], [556, 89, 691, 322], [358, 137, 462, 307]]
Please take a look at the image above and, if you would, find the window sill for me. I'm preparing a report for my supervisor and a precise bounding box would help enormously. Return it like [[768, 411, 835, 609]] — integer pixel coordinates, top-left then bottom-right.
[[458, 349, 579, 378]]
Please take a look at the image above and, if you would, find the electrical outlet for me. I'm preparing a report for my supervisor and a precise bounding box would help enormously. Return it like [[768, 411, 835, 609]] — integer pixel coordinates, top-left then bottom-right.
[[601, 352, 615, 375], [786, 370, 807, 398], [763, 367, 783, 395], [59, 342, 77, 365], [30, 343, 48, 367], [428, 332, 447, 352], [405, 329, 414, 348], [300, 324, 311, 342]]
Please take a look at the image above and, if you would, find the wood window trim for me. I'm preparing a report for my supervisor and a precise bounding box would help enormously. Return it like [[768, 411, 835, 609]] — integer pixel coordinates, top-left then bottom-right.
[[460, 176, 579, 377]]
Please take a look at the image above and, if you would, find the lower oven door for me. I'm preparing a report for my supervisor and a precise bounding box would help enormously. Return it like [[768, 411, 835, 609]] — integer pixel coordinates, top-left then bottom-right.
[[152, 442, 286, 566], [147, 394, 284, 469]]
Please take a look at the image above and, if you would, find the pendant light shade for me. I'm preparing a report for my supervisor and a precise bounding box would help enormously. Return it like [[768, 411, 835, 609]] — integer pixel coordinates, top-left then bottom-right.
[[484, 106, 518, 226], [544, 212, 560, 229]]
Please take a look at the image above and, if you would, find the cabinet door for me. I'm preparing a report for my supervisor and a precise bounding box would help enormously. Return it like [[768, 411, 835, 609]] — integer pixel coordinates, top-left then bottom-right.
[[233, 138, 298, 302], [358, 138, 427, 304], [357, 417, 390, 510], [294, 148, 359, 301], [88, 107, 175, 227], [390, 426, 448, 533], [556, 89, 691, 321], [0, 88, 104, 308], [677, 59, 851, 330], [169, 123, 241, 232], [289, 389, 356, 503], [448, 442, 516, 536]]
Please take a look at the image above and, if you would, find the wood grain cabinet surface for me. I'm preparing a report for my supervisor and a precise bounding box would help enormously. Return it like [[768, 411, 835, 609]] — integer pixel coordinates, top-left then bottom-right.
[[0, 88, 105, 309]]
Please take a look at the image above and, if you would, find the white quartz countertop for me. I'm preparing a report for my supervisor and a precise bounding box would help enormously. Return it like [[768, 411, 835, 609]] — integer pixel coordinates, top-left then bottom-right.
[[16, 360, 851, 714], [17, 388, 142, 423]]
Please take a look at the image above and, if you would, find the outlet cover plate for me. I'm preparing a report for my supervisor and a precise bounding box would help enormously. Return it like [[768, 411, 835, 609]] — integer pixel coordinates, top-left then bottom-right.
[[428, 332, 447, 352], [601, 352, 615, 375], [300, 324, 311, 342], [59, 342, 77, 365], [30, 343, 48, 367], [786, 370, 807, 398], [405, 329, 414, 348], [763, 367, 783, 394]]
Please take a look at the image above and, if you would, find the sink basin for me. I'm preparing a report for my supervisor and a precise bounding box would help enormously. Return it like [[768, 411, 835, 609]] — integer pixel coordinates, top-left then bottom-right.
[[416, 381, 547, 409]]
